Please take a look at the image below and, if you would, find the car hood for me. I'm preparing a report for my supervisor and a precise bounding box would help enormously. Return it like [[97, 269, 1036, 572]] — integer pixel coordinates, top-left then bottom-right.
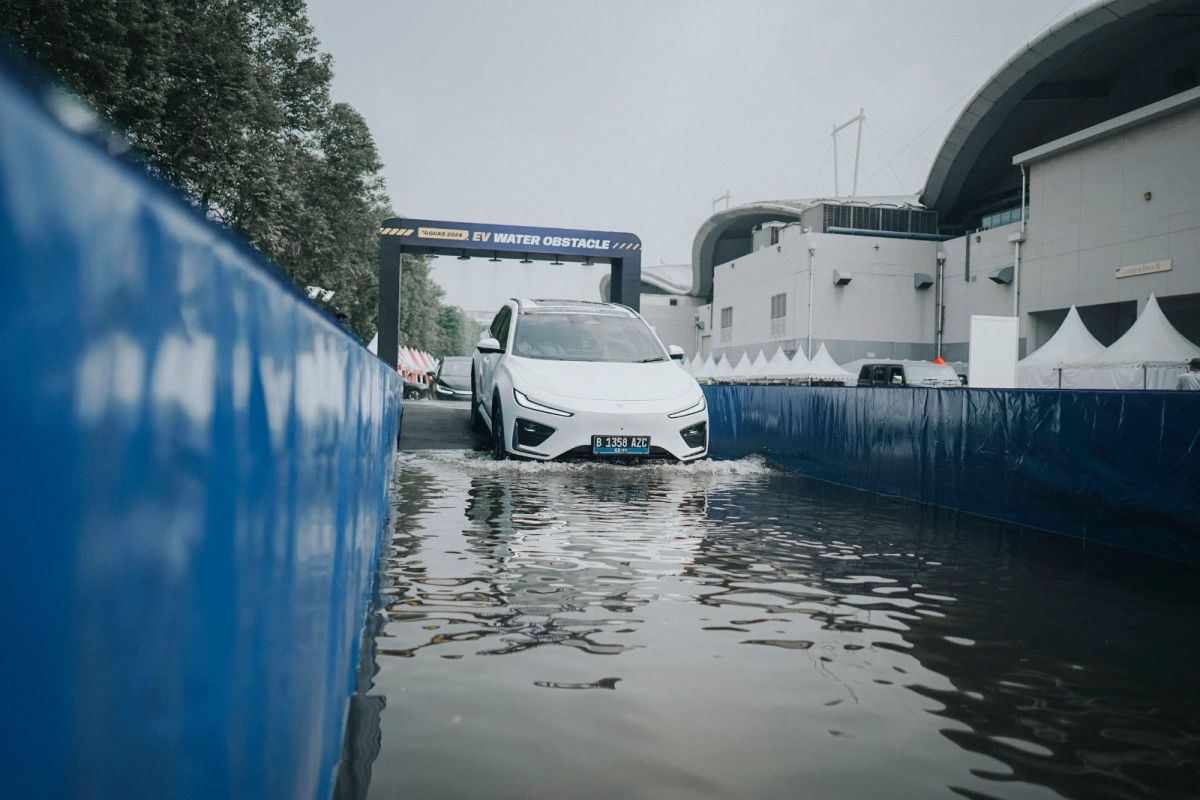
[[510, 357, 699, 401], [438, 375, 470, 390]]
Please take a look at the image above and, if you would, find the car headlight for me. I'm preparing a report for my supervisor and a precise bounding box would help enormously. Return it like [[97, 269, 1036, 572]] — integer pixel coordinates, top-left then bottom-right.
[[668, 394, 707, 418], [513, 388, 573, 417]]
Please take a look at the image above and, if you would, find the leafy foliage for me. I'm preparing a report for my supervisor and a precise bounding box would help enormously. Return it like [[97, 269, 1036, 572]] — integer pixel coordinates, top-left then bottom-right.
[[398, 255, 482, 357], [1, 0, 472, 352]]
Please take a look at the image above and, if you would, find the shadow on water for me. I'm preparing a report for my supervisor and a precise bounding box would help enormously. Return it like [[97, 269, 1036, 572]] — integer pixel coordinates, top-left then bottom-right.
[[337, 451, 1200, 800]]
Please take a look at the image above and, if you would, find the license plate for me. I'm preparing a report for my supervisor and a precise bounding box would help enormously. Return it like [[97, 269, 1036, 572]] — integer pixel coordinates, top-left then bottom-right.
[[591, 435, 650, 455]]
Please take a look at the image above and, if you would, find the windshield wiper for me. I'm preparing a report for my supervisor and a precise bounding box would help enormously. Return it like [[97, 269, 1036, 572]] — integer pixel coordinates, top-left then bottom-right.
[[635, 356, 667, 363]]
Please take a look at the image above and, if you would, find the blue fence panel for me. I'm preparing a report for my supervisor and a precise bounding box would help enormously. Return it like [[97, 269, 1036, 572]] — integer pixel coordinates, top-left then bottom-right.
[[704, 385, 1200, 563], [0, 62, 401, 798]]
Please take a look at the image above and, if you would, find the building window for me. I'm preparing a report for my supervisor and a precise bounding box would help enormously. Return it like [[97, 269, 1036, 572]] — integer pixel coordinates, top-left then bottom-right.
[[720, 306, 733, 344], [769, 293, 787, 337], [980, 205, 1029, 230]]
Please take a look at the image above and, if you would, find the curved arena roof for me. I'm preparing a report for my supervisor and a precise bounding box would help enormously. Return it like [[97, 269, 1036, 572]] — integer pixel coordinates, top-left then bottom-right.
[[685, 0, 1200, 300], [689, 196, 921, 298], [599, 263, 692, 299], [922, 0, 1200, 225]]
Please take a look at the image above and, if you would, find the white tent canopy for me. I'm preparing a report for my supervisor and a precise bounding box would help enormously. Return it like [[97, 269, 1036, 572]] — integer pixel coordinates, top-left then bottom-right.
[[1017, 305, 1105, 388], [761, 346, 803, 379], [739, 350, 768, 379], [1060, 295, 1200, 389], [794, 343, 856, 383], [693, 355, 717, 380], [711, 353, 744, 382]]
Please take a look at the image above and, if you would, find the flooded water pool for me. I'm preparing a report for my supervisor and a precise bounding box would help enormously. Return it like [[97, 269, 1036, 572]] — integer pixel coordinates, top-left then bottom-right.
[[337, 451, 1200, 799]]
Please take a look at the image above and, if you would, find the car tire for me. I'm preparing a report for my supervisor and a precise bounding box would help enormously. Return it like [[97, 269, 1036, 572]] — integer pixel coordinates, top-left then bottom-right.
[[491, 400, 508, 460], [470, 374, 486, 433]]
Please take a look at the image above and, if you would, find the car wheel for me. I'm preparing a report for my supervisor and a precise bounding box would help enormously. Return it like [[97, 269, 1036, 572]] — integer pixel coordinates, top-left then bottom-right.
[[491, 400, 508, 460], [470, 374, 486, 433]]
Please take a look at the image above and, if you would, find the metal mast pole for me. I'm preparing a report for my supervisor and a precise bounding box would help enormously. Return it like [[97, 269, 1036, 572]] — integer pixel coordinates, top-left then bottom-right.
[[831, 110, 865, 197], [851, 108, 864, 198], [832, 124, 840, 196]]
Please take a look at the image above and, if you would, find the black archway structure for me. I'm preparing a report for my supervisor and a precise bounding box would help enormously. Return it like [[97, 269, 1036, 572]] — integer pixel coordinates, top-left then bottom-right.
[[377, 217, 641, 370]]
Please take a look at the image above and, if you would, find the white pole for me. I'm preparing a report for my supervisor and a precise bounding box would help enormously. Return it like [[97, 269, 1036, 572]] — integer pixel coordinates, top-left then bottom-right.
[[807, 246, 816, 356], [1014, 165, 1027, 318], [851, 109, 864, 198], [832, 124, 840, 196]]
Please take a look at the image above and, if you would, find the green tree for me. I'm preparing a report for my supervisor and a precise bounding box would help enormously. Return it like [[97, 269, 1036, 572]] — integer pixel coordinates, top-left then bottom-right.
[[0, 0, 392, 341], [397, 254, 446, 353]]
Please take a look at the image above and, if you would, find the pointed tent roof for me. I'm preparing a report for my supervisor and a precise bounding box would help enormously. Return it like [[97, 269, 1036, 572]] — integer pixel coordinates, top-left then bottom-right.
[[712, 353, 745, 381], [761, 346, 799, 378], [800, 344, 856, 381], [693, 355, 717, 380], [1020, 305, 1105, 366], [741, 350, 768, 378], [1077, 295, 1200, 366]]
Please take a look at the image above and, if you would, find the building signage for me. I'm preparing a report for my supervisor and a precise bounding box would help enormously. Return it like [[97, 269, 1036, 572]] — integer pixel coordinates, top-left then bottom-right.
[[416, 226, 469, 241], [1115, 259, 1172, 279], [379, 218, 641, 256]]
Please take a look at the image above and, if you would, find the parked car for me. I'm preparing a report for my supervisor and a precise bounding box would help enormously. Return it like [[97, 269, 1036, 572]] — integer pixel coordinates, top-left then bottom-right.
[[855, 360, 962, 388], [401, 375, 428, 399], [430, 356, 472, 401], [471, 299, 707, 462]]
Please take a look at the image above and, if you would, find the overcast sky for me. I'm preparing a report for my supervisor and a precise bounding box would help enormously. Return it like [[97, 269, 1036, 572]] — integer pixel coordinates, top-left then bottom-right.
[[306, 0, 1093, 305]]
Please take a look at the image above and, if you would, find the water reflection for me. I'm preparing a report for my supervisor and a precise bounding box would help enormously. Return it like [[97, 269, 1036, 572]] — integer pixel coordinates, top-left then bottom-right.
[[339, 451, 1200, 800]]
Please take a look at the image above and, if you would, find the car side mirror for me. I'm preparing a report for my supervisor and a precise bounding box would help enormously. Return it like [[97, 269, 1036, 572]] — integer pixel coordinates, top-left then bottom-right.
[[668, 345, 686, 361], [477, 336, 503, 354]]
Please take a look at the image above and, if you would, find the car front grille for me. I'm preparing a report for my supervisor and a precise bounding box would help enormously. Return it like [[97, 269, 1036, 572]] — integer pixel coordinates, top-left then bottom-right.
[[558, 445, 679, 463]]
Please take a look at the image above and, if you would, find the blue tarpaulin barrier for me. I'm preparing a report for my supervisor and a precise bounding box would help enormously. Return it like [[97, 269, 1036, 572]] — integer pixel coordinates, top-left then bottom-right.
[[704, 385, 1200, 564], [0, 58, 401, 798]]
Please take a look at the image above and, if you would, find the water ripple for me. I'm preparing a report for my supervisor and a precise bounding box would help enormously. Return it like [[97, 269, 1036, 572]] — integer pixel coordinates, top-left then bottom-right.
[[342, 450, 1200, 800]]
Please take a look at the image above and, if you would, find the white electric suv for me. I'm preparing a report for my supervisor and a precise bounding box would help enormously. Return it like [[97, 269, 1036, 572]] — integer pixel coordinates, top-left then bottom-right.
[[471, 299, 708, 462]]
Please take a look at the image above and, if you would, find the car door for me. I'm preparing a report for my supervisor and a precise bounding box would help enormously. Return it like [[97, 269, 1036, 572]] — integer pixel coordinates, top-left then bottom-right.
[[477, 304, 512, 415]]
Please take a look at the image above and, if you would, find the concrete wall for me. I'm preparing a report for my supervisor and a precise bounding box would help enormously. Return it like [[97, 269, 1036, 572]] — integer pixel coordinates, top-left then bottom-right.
[[1019, 102, 1200, 328], [710, 229, 940, 363], [640, 294, 705, 357], [939, 223, 1024, 361]]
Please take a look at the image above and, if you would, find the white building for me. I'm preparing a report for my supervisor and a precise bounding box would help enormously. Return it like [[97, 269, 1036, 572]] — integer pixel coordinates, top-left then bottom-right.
[[632, 0, 1200, 366]]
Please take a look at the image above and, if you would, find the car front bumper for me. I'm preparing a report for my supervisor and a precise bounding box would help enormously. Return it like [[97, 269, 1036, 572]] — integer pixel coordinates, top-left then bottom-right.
[[502, 397, 708, 462], [433, 383, 471, 400]]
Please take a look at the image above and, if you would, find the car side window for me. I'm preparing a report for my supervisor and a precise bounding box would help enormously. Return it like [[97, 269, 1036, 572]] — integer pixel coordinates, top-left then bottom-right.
[[890, 366, 905, 386], [493, 306, 512, 350], [871, 365, 887, 385], [858, 365, 872, 385]]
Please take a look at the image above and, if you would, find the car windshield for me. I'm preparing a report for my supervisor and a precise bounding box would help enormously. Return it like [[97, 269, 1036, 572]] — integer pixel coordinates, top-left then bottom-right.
[[905, 364, 959, 383], [440, 360, 471, 377], [511, 312, 667, 363]]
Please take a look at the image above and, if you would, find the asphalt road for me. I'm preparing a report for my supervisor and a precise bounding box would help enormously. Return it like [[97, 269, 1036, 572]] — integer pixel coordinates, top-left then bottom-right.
[[399, 399, 485, 451]]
